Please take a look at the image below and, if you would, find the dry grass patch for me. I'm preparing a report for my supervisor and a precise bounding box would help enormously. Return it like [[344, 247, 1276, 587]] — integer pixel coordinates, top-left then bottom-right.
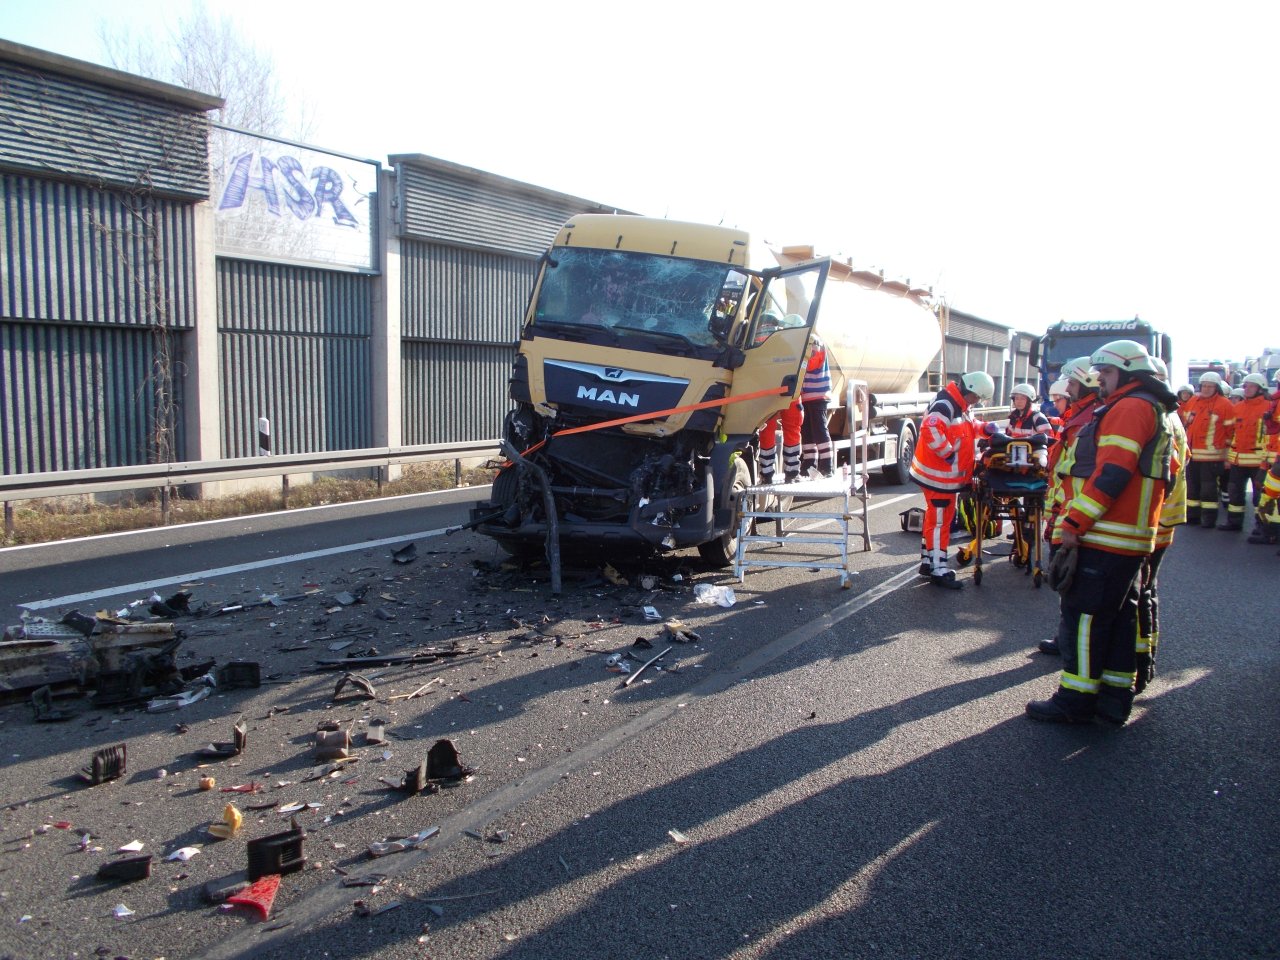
[[3, 461, 497, 547]]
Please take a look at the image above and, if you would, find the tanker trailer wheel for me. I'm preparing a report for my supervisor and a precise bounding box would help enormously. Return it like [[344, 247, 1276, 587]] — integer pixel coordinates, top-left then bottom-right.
[[881, 420, 916, 485], [697, 457, 751, 568]]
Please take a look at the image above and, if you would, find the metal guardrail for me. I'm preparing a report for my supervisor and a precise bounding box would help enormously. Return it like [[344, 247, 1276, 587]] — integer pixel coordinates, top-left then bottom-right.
[[1, 440, 501, 536]]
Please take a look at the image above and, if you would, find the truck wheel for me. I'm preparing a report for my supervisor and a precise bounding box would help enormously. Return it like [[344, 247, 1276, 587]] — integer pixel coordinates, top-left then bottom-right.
[[881, 421, 916, 485], [697, 458, 751, 568]]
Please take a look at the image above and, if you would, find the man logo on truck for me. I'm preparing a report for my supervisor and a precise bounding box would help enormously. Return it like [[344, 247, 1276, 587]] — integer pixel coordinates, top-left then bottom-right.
[[577, 386, 640, 407]]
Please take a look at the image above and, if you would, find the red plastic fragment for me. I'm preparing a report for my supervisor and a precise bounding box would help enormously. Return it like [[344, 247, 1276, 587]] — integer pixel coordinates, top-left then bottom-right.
[[227, 874, 280, 920], [53, 821, 73, 830], [220, 783, 262, 793]]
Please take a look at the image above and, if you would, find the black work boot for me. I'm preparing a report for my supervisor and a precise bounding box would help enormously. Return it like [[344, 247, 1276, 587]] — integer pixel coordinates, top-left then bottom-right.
[[1216, 515, 1243, 531], [1201, 510, 1218, 528], [1026, 693, 1094, 724], [929, 569, 963, 590], [1096, 687, 1135, 726], [1037, 639, 1061, 656]]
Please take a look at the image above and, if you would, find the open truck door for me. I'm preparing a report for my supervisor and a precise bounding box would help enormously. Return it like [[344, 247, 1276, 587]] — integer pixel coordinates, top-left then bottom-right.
[[720, 257, 831, 436]]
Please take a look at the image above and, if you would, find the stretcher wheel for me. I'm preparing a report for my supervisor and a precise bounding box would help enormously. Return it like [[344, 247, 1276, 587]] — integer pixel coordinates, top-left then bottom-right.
[[974, 566, 983, 586], [1034, 571, 1043, 588]]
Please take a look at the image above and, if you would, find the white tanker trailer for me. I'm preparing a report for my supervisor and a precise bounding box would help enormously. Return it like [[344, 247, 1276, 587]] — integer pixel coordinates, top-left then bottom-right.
[[468, 215, 947, 570]]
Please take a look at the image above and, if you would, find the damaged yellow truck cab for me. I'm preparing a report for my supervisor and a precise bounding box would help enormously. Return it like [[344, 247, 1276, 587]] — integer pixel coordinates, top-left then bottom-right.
[[470, 214, 830, 567]]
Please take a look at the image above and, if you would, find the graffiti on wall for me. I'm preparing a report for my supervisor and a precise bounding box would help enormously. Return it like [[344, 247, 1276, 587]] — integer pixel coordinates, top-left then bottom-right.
[[213, 128, 378, 271]]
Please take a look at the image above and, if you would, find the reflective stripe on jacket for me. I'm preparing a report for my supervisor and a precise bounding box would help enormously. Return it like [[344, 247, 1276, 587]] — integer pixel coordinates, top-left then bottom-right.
[[1062, 381, 1170, 556], [909, 382, 974, 492], [1046, 394, 1099, 523], [1183, 393, 1235, 460], [1156, 411, 1189, 547], [801, 341, 831, 402], [1007, 406, 1053, 439], [1227, 395, 1271, 467]]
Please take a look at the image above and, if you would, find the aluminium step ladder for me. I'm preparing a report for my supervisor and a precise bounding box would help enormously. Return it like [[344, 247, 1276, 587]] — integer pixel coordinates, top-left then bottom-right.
[[733, 381, 873, 588]]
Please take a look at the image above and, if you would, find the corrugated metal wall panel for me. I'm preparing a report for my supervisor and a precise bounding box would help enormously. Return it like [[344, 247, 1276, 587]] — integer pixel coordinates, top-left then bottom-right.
[[400, 240, 531, 344], [1, 174, 197, 327], [1, 319, 184, 472], [217, 259, 372, 336], [0, 60, 210, 198], [398, 164, 597, 257], [402, 341, 511, 445], [947, 314, 1009, 348], [217, 258, 373, 457]]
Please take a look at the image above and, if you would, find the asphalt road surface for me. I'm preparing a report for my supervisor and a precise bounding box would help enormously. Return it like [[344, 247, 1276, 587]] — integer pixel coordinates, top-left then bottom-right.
[[0, 483, 1276, 960]]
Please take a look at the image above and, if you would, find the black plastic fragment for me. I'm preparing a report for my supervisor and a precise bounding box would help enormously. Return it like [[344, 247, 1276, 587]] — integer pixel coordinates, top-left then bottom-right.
[[247, 825, 305, 881], [196, 720, 247, 759], [81, 743, 127, 785], [216, 661, 261, 689], [97, 854, 152, 882], [426, 738, 472, 780]]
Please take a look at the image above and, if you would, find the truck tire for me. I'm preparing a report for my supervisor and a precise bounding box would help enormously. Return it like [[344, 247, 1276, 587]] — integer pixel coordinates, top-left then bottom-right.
[[881, 420, 916, 485], [697, 458, 751, 568]]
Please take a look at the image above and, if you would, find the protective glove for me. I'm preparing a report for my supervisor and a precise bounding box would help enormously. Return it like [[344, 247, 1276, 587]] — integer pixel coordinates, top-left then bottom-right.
[[1047, 544, 1078, 595]]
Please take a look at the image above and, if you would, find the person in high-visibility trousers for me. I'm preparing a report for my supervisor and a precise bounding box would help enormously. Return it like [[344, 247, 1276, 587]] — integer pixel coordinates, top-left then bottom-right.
[[1136, 357, 1188, 694], [1027, 340, 1177, 726], [909, 371, 995, 590]]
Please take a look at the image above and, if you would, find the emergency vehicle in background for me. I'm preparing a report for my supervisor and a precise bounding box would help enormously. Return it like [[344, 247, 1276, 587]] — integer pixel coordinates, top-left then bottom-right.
[[1030, 318, 1173, 411], [1188, 359, 1240, 388], [469, 214, 948, 566]]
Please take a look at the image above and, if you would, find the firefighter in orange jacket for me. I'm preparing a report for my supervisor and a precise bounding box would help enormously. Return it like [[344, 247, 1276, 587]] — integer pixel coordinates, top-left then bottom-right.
[[1181, 371, 1235, 527], [1027, 340, 1176, 725], [909, 371, 994, 590], [1220, 373, 1272, 532], [1249, 374, 1280, 545]]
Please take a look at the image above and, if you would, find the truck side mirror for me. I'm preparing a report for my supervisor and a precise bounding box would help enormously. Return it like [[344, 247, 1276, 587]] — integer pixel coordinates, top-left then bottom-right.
[[1029, 340, 1041, 368]]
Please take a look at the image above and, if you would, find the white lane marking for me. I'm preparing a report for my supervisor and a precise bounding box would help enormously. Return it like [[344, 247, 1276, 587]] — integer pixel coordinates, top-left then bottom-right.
[[0, 484, 489, 555], [18, 491, 920, 611], [19, 526, 454, 611]]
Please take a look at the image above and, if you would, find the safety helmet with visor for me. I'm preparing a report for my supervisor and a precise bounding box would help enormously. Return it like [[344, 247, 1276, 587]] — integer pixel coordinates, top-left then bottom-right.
[[959, 371, 995, 401], [1090, 339, 1159, 374]]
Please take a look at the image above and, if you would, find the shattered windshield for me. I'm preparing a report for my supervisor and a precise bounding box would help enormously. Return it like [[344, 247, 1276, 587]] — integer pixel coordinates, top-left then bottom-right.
[[533, 248, 738, 349]]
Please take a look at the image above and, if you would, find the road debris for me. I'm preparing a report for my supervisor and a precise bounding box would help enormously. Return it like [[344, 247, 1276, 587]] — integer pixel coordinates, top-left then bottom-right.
[[354, 899, 403, 918], [208, 803, 243, 840], [621, 647, 673, 688], [247, 824, 305, 879], [332, 673, 376, 700], [662, 619, 701, 643], [693, 582, 736, 607], [195, 719, 247, 759], [166, 847, 201, 862], [367, 827, 438, 858], [365, 718, 387, 744], [315, 729, 351, 761], [80, 743, 127, 785], [226, 874, 281, 920], [97, 855, 152, 883], [392, 542, 418, 564]]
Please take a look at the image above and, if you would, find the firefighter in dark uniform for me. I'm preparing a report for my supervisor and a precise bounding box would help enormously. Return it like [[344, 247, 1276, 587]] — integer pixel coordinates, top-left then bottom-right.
[[1027, 340, 1177, 725]]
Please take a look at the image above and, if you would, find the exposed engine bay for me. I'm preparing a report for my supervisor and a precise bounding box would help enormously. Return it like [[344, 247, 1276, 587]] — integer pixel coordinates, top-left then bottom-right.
[[481, 404, 716, 549]]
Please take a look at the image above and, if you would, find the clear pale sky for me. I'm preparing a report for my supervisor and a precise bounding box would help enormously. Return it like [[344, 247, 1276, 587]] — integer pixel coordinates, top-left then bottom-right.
[[3, 0, 1277, 384]]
